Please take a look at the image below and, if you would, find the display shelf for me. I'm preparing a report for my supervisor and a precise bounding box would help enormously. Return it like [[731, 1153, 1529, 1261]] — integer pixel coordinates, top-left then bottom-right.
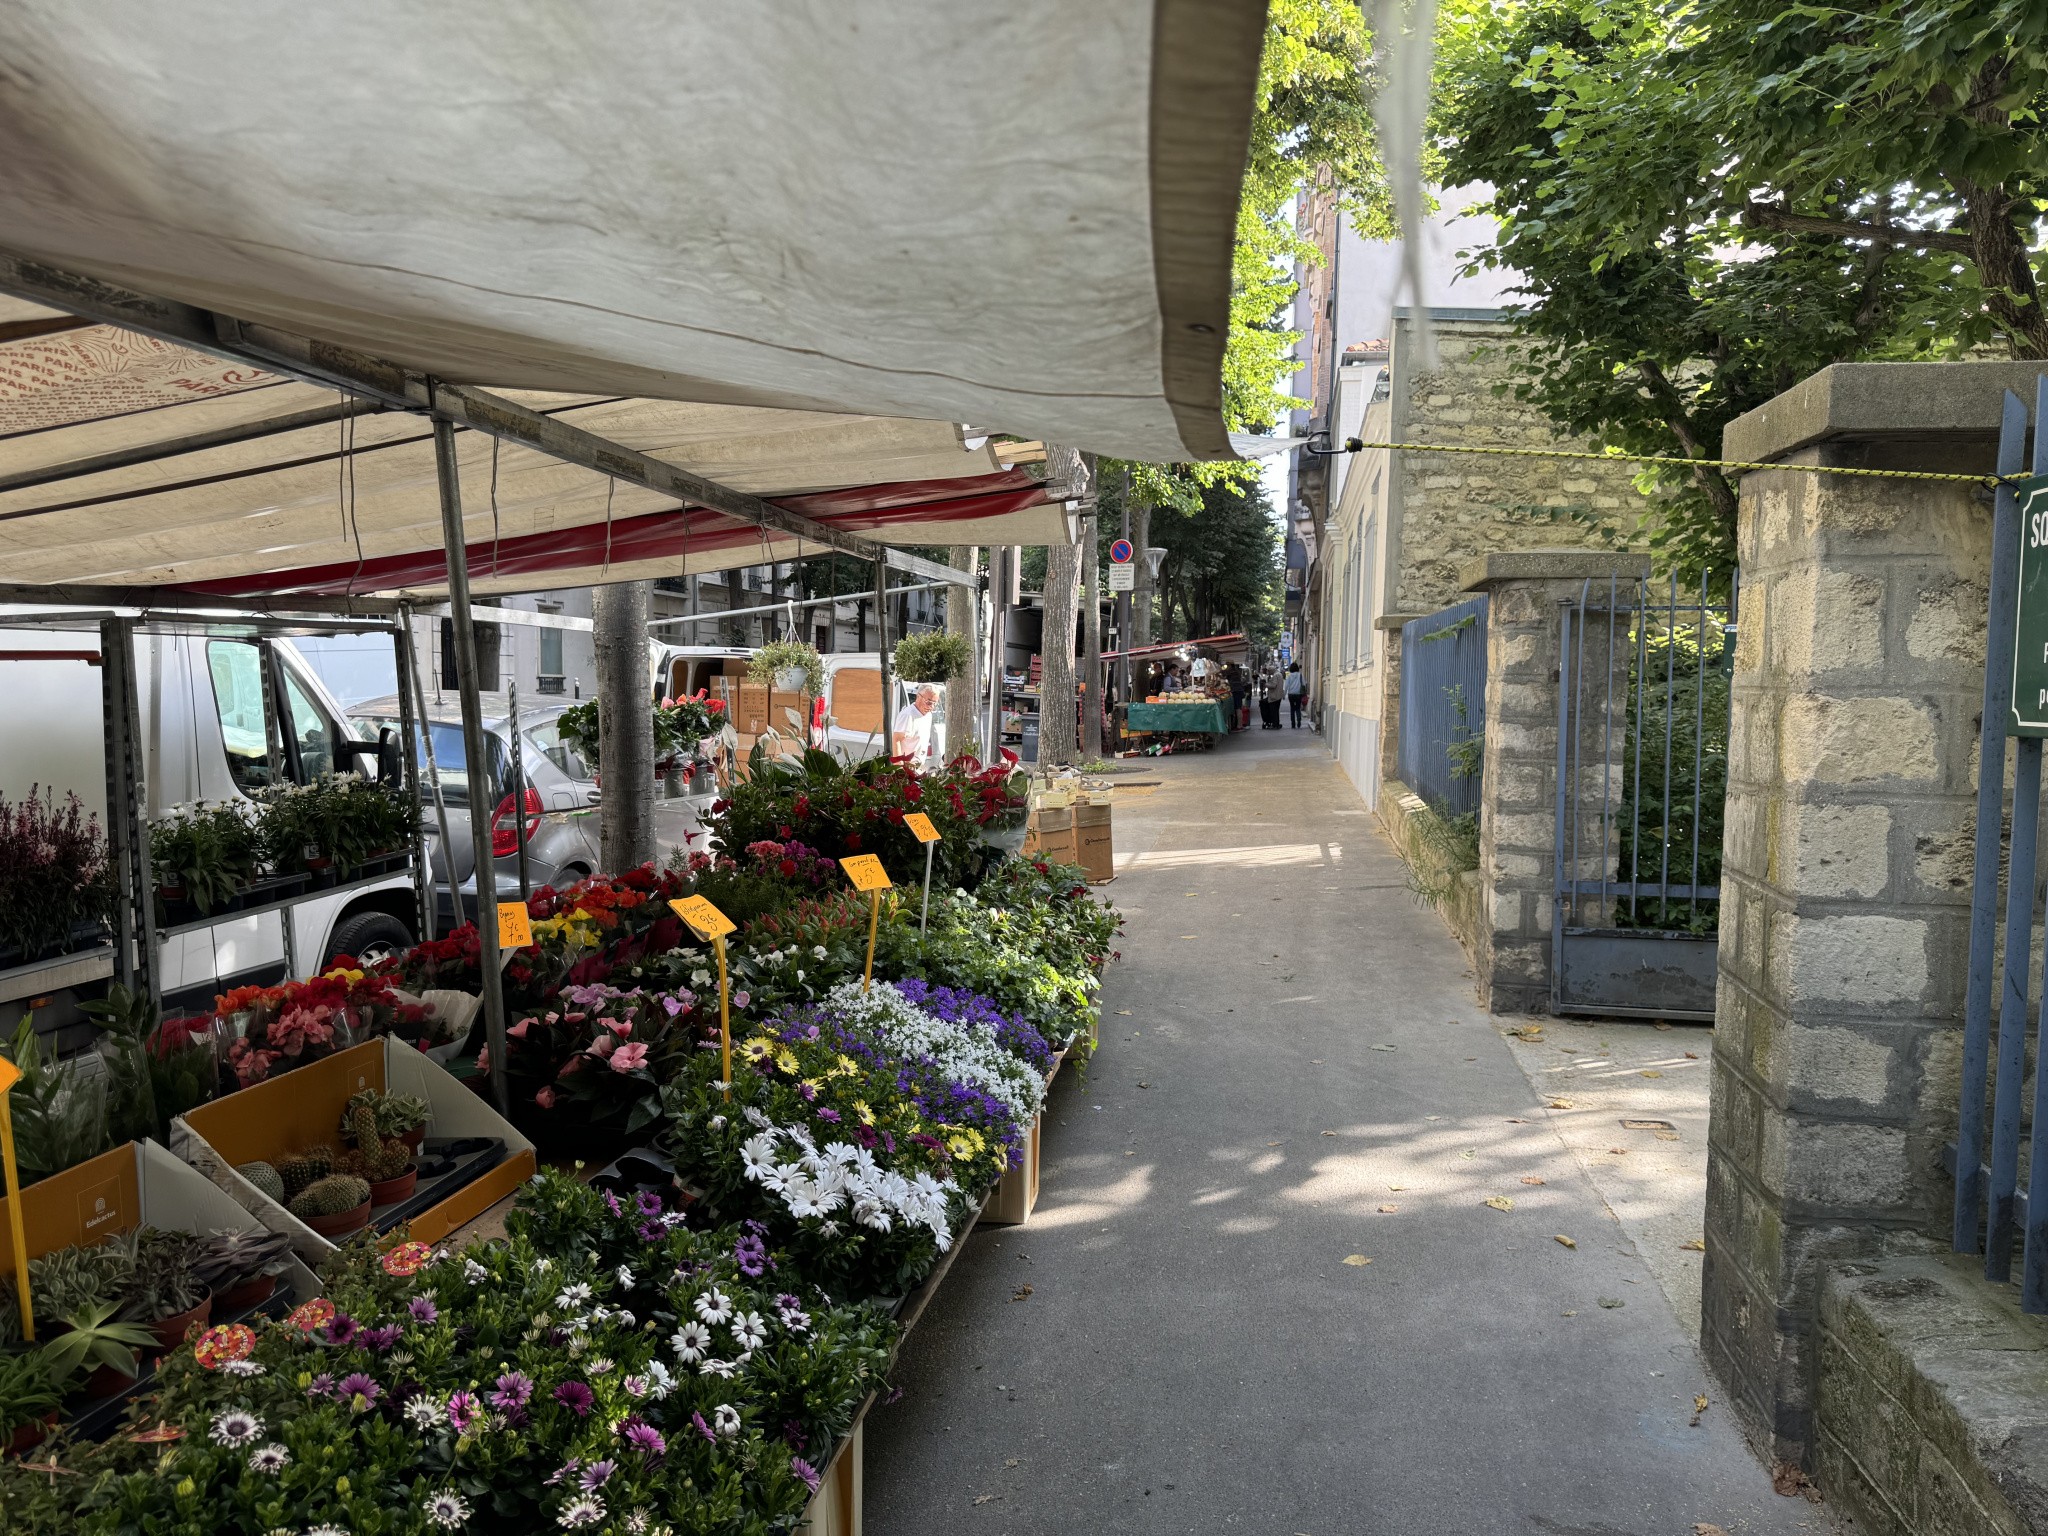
[[0, 942, 116, 1005], [157, 861, 414, 940]]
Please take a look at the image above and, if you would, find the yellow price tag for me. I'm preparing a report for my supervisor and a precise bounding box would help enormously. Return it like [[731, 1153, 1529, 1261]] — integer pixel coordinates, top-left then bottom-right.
[[0, 1059, 19, 1094], [903, 812, 941, 844], [496, 902, 533, 948], [669, 895, 736, 941], [841, 854, 893, 892]]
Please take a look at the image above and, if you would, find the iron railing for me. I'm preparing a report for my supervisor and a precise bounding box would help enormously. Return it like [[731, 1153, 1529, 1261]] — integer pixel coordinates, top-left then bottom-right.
[[535, 674, 566, 695], [1951, 377, 2048, 1308], [1398, 596, 1488, 818]]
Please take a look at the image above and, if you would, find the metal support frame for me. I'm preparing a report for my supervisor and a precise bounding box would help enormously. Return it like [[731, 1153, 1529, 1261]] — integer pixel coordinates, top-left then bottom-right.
[[508, 681, 531, 901], [0, 251, 981, 589], [98, 618, 153, 1001], [393, 624, 434, 943], [875, 560, 892, 755], [430, 416, 509, 1115], [647, 579, 958, 631]]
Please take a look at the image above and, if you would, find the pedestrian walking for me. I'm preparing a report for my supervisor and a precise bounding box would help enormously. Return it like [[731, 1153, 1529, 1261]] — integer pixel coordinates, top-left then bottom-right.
[[1259, 667, 1283, 729], [1285, 662, 1306, 728]]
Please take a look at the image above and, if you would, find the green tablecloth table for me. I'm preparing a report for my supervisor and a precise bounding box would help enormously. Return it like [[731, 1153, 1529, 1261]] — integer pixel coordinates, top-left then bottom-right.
[[1126, 700, 1230, 734]]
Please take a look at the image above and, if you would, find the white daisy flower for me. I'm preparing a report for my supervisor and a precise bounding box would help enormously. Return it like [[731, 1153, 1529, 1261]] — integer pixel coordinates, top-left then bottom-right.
[[405, 1396, 449, 1430], [424, 1491, 470, 1528], [463, 1259, 488, 1285], [691, 968, 712, 986], [699, 1357, 737, 1378], [536, 1257, 555, 1273], [693, 1287, 733, 1324], [743, 1106, 770, 1129], [305, 1526, 350, 1536], [777, 1301, 812, 1335], [731, 1312, 766, 1351], [208, 1408, 264, 1447], [671, 1321, 712, 1362], [611, 1308, 636, 1327], [615, 1264, 635, 1288], [644, 1359, 675, 1399], [712, 1403, 741, 1437], [247, 1443, 289, 1474], [812, 945, 828, 959], [625, 1513, 650, 1535], [223, 1359, 266, 1377], [558, 1497, 605, 1529], [588, 1357, 615, 1377], [623, 1375, 647, 1398], [555, 1283, 593, 1309]]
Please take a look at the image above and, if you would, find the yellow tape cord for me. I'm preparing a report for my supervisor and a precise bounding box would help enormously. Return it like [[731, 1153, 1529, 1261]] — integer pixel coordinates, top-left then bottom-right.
[[1345, 439, 2009, 488]]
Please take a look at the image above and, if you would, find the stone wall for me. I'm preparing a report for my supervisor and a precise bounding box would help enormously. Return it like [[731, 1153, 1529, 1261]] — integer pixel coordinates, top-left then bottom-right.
[[1701, 360, 2048, 1473], [1388, 314, 1646, 618]]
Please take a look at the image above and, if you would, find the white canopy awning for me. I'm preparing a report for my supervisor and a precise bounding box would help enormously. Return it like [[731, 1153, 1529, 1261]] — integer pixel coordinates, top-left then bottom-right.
[[0, 0, 1262, 465], [0, 304, 1076, 599]]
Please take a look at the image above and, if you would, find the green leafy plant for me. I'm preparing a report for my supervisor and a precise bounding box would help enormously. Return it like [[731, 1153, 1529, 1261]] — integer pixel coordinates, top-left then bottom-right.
[[147, 1014, 220, 1137], [893, 631, 971, 683], [748, 638, 826, 696], [26, 1241, 128, 1325], [78, 982, 160, 1147], [253, 774, 409, 874], [116, 1228, 208, 1322], [36, 1301, 156, 1384], [0, 1021, 110, 1184], [149, 801, 259, 913], [0, 1347, 63, 1437]]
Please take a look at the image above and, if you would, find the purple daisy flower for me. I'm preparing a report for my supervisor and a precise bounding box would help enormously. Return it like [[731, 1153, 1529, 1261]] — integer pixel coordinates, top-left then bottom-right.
[[554, 1381, 595, 1417], [634, 1189, 664, 1217], [408, 1296, 439, 1324], [323, 1313, 359, 1346], [489, 1371, 534, 1409], [306, 1372, 337, 1400], [733, 1234, 768, 1277], [338, 1372, 381, 1409], [578, 1459, 616, 1491], [447, 1390, 481, 1432], [360, 1324, 402, 1352], [792, 1456, 822, 1492], [691, 1410, 717, 1444], [621, 1418, 666, 1460]]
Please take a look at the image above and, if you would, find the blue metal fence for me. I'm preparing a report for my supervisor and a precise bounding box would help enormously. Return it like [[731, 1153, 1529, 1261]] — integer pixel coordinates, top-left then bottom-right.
[[1399, 596, 1488, 817], [1952, 376, 2048, 1309]]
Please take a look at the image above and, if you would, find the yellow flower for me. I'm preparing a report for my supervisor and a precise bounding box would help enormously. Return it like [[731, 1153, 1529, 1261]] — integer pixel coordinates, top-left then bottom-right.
[[175, 1479, 196, 1499], [834, 1054, 859, 1078], [853, 1099, 875, 1125], [773, 1047, 799, 1075], [740, 1037, 775, 1065], [800, 1077, 825, 1097], [946, 1134, 977, 1160]]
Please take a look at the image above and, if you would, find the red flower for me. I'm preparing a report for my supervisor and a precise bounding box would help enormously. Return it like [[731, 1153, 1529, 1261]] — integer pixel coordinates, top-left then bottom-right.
[[845, 832, 862, 850], [706, 698, 725, 713], [779, 859, 798, 878]]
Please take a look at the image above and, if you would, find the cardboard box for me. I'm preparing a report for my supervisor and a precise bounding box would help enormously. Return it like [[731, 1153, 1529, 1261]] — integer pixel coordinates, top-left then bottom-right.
[[1075, 800, 1114, 884], [172, 1038, 537, 1262], [980, 1111, 1042, 1227], [0, 1140, 321, 1322], [797, 1418, 864, 1536]]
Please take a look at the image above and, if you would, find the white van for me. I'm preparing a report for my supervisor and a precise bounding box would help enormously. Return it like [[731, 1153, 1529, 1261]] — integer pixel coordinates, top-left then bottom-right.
[[0, 620, 422, 1034]]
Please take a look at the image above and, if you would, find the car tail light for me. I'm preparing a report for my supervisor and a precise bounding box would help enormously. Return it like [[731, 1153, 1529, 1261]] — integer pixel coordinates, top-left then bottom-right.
[[491, 787, 543, 856]]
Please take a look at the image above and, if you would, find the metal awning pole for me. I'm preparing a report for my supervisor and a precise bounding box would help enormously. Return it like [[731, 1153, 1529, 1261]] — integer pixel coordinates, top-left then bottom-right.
[[508, 680, 531, 901], [875, 560, 893, 756], [430, 411, 509, 1115], [401, 606, 460, 935], [392, 619, 434, 944]]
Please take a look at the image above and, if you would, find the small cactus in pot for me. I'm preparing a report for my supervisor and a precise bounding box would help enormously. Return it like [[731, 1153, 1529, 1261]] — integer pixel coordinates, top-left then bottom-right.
[[287, 1174, 371, 1238]]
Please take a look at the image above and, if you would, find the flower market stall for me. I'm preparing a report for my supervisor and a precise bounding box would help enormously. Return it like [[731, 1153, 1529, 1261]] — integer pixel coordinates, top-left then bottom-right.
[[0, 734, 1121, 1536]]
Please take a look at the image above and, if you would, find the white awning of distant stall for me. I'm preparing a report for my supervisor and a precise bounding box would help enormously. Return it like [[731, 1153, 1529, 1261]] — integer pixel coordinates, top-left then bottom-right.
[[0, 0, 1263, 466]]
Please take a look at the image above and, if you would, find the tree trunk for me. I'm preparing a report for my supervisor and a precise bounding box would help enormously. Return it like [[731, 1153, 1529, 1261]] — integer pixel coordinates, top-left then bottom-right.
[[946, 545, 981, 760], [1038, 447, 1087, 766], [592, 580, 654, 872], [1960, 175, 2048, 360], [1080, 516, 1102, 759], [1131, 501, 1155, 648]]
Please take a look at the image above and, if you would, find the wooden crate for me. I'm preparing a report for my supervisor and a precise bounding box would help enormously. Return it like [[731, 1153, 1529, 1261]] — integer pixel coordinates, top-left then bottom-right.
[[981, 1111, 1041, 1227], [798, 1418, 864, 1535]]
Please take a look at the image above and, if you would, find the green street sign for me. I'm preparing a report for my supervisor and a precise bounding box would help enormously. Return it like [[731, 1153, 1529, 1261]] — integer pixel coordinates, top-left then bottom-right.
[[2011, 474, 2048, 736]]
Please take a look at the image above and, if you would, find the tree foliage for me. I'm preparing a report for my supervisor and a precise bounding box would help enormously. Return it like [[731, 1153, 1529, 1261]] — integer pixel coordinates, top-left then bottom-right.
[[1148, 476, 1285, 647], [1433, 0, 2048, 580]]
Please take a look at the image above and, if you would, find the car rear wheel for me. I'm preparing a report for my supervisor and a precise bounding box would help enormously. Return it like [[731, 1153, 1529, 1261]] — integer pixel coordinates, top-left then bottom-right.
[[326, 910, 414, 969]]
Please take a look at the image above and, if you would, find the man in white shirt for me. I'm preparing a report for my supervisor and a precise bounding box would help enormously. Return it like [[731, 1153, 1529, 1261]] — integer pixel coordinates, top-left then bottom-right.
[[892, 684, 940, 766]]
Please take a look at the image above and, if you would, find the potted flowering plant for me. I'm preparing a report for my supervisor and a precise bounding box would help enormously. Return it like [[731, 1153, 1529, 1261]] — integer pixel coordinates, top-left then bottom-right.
[[501, 983, 697, 1150], [149, 801, 260, 920], [0, 785, 114, 965]]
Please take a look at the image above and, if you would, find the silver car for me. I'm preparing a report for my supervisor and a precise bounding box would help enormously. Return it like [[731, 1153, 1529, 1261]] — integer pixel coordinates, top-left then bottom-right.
[[349, 694, 602, 932]]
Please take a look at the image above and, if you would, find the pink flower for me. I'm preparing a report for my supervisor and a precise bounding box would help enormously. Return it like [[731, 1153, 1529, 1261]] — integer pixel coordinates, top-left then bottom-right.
[[606, 1017, 633, 1036], [508, 1018, 531, 1039], [586, 1034, 617, 1060], [733, 991, 751, 1009], [474, 1046, 490, 1073], [535, 1086, 557, 1109], [609, 1042, 650, 1074]]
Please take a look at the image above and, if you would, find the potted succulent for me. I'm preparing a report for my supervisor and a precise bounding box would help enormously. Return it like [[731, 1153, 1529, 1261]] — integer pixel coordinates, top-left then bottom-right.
[[0, 1349, 64, 1456], [338, 1100, 418, 1203], [115, 1228, 212, 1351], [193, 1227, 295, 1312], [38, 1302, 157, 1399], [344, 1086, 431, 1151], [749, 638, 825, 697], [286, 1174, 373, 1237]]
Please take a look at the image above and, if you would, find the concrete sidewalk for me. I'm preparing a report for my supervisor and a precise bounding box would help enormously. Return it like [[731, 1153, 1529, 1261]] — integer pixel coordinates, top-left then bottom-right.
[[865, 727, 1836, 1536]]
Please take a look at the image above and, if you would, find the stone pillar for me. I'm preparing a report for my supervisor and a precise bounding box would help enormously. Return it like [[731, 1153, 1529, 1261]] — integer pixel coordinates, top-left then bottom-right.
[[1701, 361, 2045, 1468], [1460, 551, 1651, 1013]]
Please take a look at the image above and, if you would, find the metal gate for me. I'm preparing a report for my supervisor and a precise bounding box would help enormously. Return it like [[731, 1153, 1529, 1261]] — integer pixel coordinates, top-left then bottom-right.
[[1551, 574, 1733, 1019]]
